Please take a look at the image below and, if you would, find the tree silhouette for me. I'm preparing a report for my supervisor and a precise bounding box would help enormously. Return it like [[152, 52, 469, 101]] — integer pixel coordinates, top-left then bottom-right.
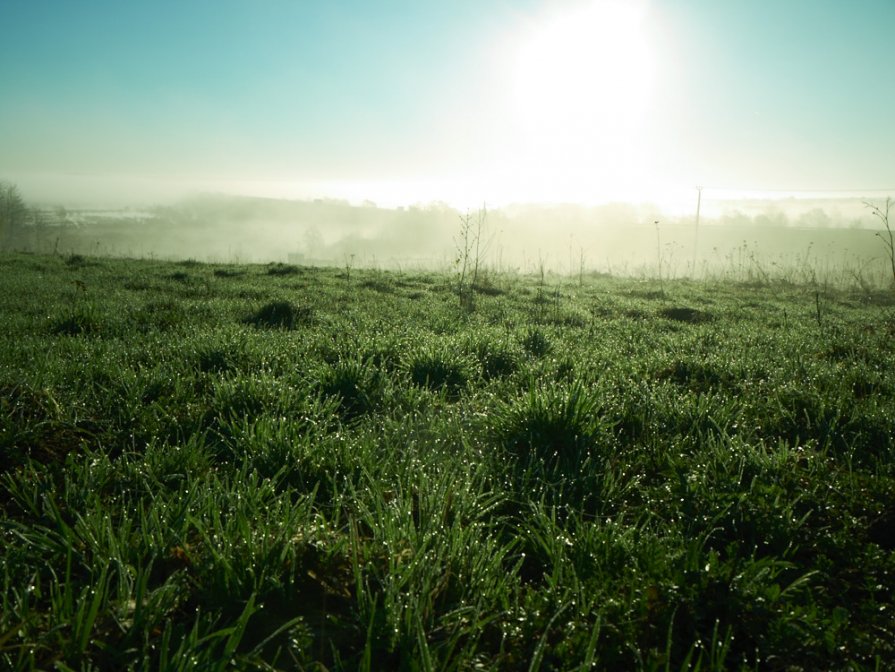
[[0, 181, 28, 249]]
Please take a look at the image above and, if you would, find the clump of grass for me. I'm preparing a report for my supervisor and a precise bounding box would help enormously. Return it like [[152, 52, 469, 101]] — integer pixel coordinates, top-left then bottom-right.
[[359, 277, 395, 293], [464, 334, 520, 379], [629, 288, 666, 300], [655, 359, 733, 393], [492, 380, 612, 471], [52, 304, 104, 336], [0, 382, 60, 470], [188, 332, 258, 375], [244, 300, 312, 330], [0, 382, 53, 425], [213, 268, 244, 278], [266, 263, 300, 276], [0, 379, 100, 471], [407, 345, 474, 396], [133, 299, 187, 332], [545, 311, 588, 328], [358, 337, 404, 373], [659, 306, 713, 323], [520, 326, 551, 357], [318, 358, 386, 420], [473, 280, 504, 296], [195, 345, 242, 374], [208, 375, 296, 422], [555, 357, 576, 382]]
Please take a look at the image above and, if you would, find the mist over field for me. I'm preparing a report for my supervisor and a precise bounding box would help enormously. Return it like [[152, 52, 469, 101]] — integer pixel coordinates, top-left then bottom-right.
[[11, 185, 892, 287]]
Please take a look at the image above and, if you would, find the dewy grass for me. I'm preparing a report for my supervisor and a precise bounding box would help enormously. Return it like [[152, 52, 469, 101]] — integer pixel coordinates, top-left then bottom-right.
[[318, 357, 387, 421], [1, 250, 894, 670], [406, 343, 475, 396], [244, 300, 313, 330], [493, 380, 611, 469]]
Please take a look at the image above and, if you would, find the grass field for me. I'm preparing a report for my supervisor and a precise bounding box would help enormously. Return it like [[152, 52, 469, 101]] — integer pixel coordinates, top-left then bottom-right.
[[1, 250, 894, 670]]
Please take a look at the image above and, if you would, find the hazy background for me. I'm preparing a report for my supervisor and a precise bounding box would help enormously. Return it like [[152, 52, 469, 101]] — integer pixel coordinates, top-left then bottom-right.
[[1, 0, 894, 280]]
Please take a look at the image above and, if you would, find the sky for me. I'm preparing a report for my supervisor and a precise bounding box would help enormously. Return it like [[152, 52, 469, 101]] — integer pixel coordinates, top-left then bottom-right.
[[1, 0, 894, 209]]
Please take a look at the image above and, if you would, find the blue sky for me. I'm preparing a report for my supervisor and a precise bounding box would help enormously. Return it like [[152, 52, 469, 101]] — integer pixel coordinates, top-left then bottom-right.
[[1, 0, 893, 207]]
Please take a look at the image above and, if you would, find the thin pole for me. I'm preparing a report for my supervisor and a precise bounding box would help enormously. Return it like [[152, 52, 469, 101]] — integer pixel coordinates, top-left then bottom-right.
[[693, 186, 703, 277]]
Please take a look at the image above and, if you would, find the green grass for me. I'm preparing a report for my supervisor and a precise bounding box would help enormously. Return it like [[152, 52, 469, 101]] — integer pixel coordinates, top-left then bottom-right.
[[1, 250, 893, 670]]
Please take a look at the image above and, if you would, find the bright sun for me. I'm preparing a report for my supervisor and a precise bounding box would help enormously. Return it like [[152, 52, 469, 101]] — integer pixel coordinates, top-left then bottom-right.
[[508, 0, 653, 201]]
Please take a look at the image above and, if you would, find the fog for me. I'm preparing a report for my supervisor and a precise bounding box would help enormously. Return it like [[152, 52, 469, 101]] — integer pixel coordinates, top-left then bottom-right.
[[10, 183, 892, 288]]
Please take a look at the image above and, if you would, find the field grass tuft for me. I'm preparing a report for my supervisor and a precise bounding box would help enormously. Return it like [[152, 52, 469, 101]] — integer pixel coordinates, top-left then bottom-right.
[[245, 300, 313, 330]]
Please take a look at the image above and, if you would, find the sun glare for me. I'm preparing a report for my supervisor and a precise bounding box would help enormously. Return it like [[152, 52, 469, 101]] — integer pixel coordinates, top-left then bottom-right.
[[508, 0, 653, 201]]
